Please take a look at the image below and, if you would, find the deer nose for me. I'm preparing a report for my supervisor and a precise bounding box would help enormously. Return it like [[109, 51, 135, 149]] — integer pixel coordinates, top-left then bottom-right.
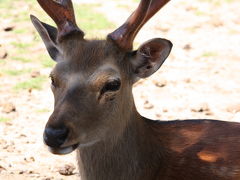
[[43, 127, 69, 148]]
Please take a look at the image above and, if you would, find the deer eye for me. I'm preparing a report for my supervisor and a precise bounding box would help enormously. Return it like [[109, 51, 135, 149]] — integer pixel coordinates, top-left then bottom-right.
[[101, 79, 121, 94], [50, 75, 57, 87]]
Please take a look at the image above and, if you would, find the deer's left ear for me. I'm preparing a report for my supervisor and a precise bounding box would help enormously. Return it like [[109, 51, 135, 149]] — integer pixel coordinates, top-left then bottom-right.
[[30, 15, 62, 62], [130, 38, 172, 79]]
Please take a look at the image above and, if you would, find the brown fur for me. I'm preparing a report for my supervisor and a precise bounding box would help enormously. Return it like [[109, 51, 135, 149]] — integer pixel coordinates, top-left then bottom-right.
[[31, 1, 240, 179], [42, 39, 240, 180]]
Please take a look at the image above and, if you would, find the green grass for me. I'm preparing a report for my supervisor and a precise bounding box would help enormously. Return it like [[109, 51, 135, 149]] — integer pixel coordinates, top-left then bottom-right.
[[0, 117, 11, 122], [14, 76, 47, 91], [14, 11, 31, 22], [41, 59, 56, 68], [13, 28, 28, 34], [0, 0, 117, 96], [117, 4, 130, 9], [11, 42, 32, 49], [38, 54, 56, 68], [202, 51, 218, 57], [194, 10, 207, 16], [2, 69, 31, 76], [199, 0, 236, 5], [74, 4, 115, 37], [36, 108, 50, 113], [12, 56, 31, 63], [0, 0, 115, 69], [0, 60, 6, 64], [0, 0, 12, 9], [10, 42, 36, 63], [201, 0, 236, 2]]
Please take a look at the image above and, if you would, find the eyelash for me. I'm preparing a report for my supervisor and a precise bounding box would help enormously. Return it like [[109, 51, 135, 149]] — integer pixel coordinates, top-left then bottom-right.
[[100, 79, 121, 95], [49, 74, 56, 87]]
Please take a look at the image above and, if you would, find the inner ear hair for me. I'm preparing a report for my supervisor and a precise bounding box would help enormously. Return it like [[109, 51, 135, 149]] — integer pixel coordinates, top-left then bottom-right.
[[130, 38, 173, 79], [30, 15, 62, 61], [40, 21, 58, 43]]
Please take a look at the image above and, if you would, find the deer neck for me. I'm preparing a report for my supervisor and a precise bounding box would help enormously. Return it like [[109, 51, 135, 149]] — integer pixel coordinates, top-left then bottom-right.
[[77, 101, 167, 180]]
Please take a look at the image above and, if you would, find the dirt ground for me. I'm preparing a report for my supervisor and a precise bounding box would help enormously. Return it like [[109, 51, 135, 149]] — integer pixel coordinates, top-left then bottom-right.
[[0, 0, 240, 179]]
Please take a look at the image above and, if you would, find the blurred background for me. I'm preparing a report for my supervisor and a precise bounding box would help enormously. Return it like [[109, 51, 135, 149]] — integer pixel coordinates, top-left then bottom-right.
[[0, 0, 240, 179]]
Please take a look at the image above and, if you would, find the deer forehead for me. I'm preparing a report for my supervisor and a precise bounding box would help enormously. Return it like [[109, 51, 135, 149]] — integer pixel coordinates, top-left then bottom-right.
[[65, 40, 111, 63], [54, 62, 121, 88], [59, 40, 125, 71]]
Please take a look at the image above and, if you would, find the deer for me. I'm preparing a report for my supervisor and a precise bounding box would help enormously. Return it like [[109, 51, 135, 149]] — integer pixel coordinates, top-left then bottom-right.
[[30, 0, 240, 179]]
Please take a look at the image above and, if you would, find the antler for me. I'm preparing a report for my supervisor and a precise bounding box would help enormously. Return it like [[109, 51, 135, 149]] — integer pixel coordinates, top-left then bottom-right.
[[108, 0, 170, 51], [37, 0, 84, 42]]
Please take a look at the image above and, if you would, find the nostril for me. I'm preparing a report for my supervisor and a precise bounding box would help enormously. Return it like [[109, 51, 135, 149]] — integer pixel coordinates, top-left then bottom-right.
[[43, 127, 69, 148]]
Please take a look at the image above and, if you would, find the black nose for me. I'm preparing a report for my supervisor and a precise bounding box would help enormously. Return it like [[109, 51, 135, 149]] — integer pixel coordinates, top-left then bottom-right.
[[43, 127, 69, 148]]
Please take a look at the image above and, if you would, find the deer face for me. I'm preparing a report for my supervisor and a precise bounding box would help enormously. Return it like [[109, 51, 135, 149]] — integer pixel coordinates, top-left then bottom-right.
[[44, 39, 133, 154], [31, 0, 172, 154]]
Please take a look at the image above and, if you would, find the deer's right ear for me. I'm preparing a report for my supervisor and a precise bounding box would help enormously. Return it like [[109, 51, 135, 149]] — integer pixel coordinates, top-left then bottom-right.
[[30, 15, 62, 61], [130, 38, 172, 80]]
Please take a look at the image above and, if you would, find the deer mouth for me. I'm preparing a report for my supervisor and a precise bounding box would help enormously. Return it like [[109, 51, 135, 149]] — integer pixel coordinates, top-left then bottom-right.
[[47, 139, 100, 155], [48, 143, 79, 155]]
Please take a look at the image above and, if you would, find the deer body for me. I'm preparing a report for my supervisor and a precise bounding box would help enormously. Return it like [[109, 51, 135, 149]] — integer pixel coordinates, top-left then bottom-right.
[[78, 115, 240, 180], [31, 0, 240, 179]]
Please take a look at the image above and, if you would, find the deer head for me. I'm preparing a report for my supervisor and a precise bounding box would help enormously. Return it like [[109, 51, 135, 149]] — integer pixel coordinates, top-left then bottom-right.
[[31, 0, 172, 154]]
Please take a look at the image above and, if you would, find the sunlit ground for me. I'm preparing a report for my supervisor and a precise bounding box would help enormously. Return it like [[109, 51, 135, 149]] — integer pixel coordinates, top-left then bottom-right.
[[0, 0, 240, 179]]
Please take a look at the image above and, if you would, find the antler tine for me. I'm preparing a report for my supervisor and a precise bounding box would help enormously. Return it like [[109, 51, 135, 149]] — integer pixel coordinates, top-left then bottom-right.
[[37, 0, 84, 42], [108, 0, 170, 51]]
